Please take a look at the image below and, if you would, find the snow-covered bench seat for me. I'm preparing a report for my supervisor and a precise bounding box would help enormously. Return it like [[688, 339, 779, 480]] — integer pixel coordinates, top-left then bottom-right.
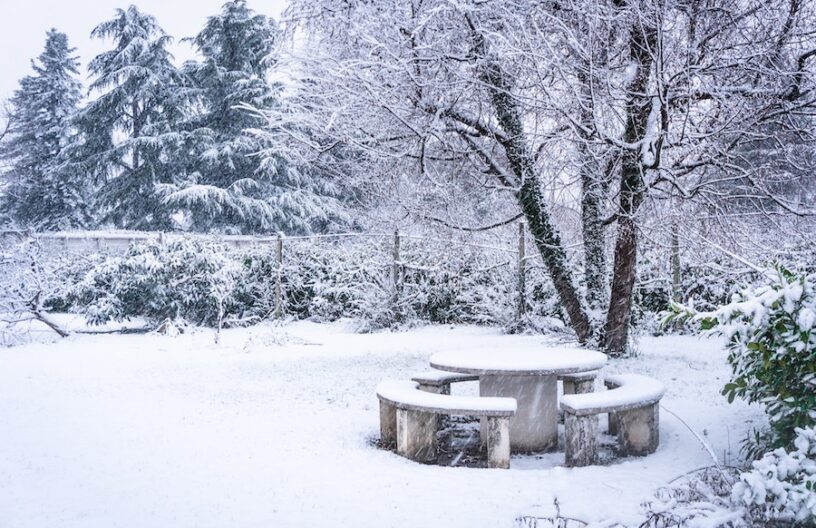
[[376, 380, 516, 469], [560, 374, 665, 467], [410, 370, 479, 394]]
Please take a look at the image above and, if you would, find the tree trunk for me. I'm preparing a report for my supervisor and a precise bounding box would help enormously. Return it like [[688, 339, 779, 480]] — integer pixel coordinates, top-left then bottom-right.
[[576, 68, 610, 317], [476, 48, 593, 344], [518, 178, 593, 343], [581, 170, 607, 313], [602, 1, 658, 356], [131, 100, 141, 170]]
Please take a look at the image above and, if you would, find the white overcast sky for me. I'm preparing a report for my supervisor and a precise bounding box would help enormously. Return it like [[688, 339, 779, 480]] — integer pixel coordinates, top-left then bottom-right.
[[0, 0, 289, 101]]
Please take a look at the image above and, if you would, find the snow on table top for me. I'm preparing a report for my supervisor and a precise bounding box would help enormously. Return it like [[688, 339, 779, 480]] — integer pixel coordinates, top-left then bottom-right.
[[376, 380, 516, 416], [429, 347, 607, 375], [560, 374, 666, 415]]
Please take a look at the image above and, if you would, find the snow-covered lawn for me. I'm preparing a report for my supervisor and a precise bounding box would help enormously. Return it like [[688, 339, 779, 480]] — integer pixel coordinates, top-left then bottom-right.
[[0, 321, 764, 527]]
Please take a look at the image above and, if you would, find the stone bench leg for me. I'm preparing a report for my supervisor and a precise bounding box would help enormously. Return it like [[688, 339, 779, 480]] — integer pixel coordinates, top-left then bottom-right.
[[563, 379, 594, 395], [380, 400, 397, 446], [486, 417, 511, 469], [564, 412, 598, 467], [396, 409, 437, 463], [608, 412, 618, 436], [617, 404, 659, 456], [417, 383, 450, 395], [417, 384, 448, 429]]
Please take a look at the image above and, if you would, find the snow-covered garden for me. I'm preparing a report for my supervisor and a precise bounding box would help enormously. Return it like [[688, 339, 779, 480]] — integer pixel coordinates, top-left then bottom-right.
[[1, 0, 816, 526], [0, 320, 763, 527]]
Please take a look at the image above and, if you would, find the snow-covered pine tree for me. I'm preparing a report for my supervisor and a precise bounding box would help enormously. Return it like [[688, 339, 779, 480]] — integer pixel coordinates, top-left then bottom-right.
[[0, 29, 89, 230], [166, 0, 346, 234], [76, 6, 188, 230]]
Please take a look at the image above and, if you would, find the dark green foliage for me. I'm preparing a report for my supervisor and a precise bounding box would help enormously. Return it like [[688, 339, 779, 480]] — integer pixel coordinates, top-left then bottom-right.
[[0, 30, 89, 229], [666, 267, 816, 455], [76, 5, 189, 230]]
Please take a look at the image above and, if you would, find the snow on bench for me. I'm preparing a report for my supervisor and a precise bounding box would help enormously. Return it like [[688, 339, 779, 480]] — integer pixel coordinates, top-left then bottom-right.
[[376, 380, 516, 469], [560, 374, 666, 467], [560, 374, 665, 415], [410, 370, 479, 394]]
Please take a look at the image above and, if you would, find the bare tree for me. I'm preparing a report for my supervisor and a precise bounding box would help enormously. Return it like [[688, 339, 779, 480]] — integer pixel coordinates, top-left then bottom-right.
[[265, 0, 816, 354], [0, 235, 70, 344]]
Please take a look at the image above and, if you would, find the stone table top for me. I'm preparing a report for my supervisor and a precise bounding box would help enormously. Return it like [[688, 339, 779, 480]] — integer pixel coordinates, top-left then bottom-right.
[[429, 347, 607, 376]]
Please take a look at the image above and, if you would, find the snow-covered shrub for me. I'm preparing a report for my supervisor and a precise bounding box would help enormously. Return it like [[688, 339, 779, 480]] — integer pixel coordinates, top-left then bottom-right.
[[640, 466, 744, 528], [0, 237, 73, 344], [732, 426, 816, 525], [665, 267, 816, 452], [56, 234, 564, 333], [265, 236, 560, 332], [68, 240, 241, 328]]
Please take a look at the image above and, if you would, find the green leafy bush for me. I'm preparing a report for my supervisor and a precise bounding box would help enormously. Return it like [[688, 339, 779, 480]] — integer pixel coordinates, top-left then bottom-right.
[[665, 267, 816, 453]]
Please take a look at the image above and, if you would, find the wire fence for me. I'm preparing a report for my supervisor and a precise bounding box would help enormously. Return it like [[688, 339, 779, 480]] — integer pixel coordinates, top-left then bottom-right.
[[0, 227, 539, 327]]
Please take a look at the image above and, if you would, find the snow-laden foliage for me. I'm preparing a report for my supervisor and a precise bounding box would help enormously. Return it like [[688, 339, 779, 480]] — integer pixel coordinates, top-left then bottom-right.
[[68, 240, 241, 329], [640, 467, 745, 528], [159, 0, 348, 234], [0, 30, 88, 230], [74, 6, 188, 230], [58, 236, 565, 333], [732, 426, 816, 525], [268, 237, 564, 332], [666, 267, 816, 452], [642, 427, 816, 527], [0, 237, 72, 345]]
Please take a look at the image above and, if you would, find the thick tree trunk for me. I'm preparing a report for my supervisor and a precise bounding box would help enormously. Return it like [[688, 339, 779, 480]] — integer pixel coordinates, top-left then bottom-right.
[[580, 157, 611, 315], [518, 178, 593, 343], [576, 69, 609, 316], [473, 31, 593, 344], [602, 2, 658, 356]]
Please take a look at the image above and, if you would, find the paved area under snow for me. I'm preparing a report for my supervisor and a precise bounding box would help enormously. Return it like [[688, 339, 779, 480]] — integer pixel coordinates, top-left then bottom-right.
[[0, 321, 765, 527]]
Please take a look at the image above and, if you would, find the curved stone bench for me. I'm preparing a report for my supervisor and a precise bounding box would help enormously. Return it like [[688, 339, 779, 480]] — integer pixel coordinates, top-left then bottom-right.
[[560, 374, 665, 467], [411, 370, 479, 395], [376, 380, 516, 469]]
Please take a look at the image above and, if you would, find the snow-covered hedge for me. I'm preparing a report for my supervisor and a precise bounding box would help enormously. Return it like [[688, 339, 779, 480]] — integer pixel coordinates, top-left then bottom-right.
[[62, 237, 566, 332], [68, 240, 242, 328], [733, 425, 816, 525], [665, 267, 816, 453]]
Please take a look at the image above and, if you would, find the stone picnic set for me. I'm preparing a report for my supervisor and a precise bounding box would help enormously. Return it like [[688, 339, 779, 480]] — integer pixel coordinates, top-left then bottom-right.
[[376, 347, 665, 469]]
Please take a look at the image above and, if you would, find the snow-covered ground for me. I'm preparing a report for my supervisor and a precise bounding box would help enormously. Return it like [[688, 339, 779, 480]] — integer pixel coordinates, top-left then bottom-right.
[[0, 320, 765, 528]]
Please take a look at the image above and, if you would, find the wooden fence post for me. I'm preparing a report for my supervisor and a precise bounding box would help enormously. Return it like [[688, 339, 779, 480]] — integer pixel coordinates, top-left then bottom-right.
[[274, 233, 284, 319], [392, 229, 401, 315], [517, 222, 527, 319], [671, 221, 681, 302]]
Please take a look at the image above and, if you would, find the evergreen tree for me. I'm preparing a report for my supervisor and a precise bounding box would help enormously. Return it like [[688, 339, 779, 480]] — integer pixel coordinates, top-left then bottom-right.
[[0, 29, 89, 230], [167, 0, 345, 234], [77, 6, 187, 230]]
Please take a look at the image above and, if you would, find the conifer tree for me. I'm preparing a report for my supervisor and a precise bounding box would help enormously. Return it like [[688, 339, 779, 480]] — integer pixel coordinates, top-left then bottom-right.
[[77, 5, 187, 230], [167, 0, 346, 234], [0, 29, 88, 230]]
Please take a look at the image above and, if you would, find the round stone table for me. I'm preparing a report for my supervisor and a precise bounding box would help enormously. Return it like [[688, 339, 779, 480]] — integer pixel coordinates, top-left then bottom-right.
[[430, 347, 607, 452]]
